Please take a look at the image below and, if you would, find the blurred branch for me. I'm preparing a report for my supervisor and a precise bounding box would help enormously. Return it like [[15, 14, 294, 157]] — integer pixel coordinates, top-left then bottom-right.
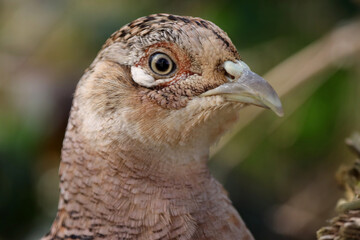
[[211, 18, 360, 158]]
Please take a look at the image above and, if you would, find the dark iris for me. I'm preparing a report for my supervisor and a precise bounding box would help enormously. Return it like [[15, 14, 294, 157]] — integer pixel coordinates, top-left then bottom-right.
[[155, 58, 170, 72]]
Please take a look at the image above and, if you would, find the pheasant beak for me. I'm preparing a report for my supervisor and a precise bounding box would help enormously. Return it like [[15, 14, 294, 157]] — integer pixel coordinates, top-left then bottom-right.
[[201, 60, 284, 117]]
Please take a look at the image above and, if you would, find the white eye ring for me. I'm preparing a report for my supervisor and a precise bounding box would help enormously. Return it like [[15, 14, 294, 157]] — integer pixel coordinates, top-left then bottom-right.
[[149, 53, 176, 76], [131, 66, 174, 88]]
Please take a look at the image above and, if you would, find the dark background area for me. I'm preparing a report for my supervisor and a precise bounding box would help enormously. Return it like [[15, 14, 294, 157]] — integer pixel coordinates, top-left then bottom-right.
[[0, 0, 360, 239]]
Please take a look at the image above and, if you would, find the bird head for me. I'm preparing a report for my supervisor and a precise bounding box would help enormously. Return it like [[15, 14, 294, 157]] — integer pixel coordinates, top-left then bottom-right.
[[74, 14, 283, 162]]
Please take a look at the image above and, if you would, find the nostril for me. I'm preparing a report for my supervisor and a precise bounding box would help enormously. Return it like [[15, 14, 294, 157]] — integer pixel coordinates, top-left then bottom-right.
[[225, 72, 235, 81]]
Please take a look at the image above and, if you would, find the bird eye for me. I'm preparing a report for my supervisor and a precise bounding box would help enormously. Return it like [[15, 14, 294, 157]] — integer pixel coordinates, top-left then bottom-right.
[[149, 53, 176, 76]]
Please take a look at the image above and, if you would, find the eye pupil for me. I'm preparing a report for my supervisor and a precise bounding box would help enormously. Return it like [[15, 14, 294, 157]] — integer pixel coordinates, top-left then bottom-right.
[[155, 58, 170, 72], [149, 53, 175, 76]]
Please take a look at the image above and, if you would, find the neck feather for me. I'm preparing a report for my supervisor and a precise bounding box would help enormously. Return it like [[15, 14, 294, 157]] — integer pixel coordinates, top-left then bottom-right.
[[44, 103, 252, 240]]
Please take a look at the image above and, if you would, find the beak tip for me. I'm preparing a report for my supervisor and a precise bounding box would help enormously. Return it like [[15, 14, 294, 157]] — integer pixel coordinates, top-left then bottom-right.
[[270, 99, 284, 117], [275, 107, 284, 117], [264, 93, 284, 117]]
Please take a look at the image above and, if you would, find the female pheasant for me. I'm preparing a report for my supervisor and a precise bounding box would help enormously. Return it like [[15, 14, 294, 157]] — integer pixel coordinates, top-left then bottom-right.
[[43, 14, 283, 240]]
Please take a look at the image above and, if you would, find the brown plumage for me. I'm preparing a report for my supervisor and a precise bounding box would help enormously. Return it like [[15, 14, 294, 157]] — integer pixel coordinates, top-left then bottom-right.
[[43, 14, 283, 240]]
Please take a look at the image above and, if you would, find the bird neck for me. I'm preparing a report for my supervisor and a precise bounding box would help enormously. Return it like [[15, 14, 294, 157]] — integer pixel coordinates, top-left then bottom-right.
[[49, 117, 215, 236], [43, 104, 254, 240]]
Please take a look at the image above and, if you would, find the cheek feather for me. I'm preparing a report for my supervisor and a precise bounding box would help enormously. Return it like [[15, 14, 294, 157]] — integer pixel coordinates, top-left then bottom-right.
[[140, 89, 189, 110]]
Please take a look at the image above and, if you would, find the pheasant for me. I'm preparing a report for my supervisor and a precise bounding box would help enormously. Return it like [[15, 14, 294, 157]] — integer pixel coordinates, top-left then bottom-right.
[[43, 14, 283, 240]]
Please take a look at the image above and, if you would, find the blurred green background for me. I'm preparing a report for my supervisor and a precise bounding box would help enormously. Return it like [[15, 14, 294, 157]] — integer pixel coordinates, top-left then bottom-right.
[[0, 0, 360, 239]]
